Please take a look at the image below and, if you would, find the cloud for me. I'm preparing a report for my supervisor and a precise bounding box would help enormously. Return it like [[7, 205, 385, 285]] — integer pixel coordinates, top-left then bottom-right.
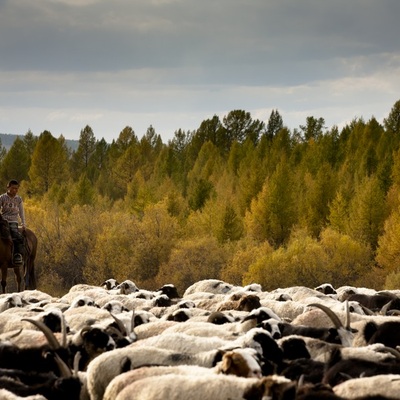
[[0, 0, 399, 142]]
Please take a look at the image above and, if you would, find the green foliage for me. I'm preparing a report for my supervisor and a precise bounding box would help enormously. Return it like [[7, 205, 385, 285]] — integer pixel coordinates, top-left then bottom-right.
[[28, 131, 69, 194], [0, 137, 30, 184], [347, 175, 387, 248], [244, 157, 295, 246]]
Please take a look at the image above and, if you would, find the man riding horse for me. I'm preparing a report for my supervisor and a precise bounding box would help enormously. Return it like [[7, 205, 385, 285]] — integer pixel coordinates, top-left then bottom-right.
[[0, 179, 26, 266]]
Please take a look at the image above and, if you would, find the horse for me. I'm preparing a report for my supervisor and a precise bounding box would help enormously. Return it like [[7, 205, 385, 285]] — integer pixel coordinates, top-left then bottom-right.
[[0, 215, 37, 293]]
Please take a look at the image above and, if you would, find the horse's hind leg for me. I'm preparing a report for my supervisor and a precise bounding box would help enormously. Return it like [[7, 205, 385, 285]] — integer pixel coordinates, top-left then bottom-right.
[[1, 269, 7, 294], [14, 267, 22, 292]]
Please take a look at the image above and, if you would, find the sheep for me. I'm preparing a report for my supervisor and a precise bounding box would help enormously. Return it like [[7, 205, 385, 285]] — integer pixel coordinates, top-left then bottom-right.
[[133, 319, 178, 340], [161, 318, 256, 340], [0, 293, 25, 312], [162, 307, 208, 322], [101, 300, 130, 314], [103, 351, 263, 400], [19, 290, 56, 305], [63, 305, 113, 332], [113, 373, 295, 400], [346, 292, 400, 314], [111, 280, 139, 295], [360, 319, 400, 348], [206, 311, 237, 325], [156, 283, 181, 299], [323, 347, 400, 387], [0, 389, 47, 400], [103, 365, 223, 400], [259, 299, 306, 321], [315, 283, 337, 296], [130, 330, 262, 359], [68, 296, 98, 309], [335, 285, 377, 302], [183, 279, 234, 296], [215, 292, 262, 312], [0, 369, 81, 400], [333, 373, 400, 399], [101, 279, 119, 291], [0, 307, 44, 334], [85, 345, 229, 400]]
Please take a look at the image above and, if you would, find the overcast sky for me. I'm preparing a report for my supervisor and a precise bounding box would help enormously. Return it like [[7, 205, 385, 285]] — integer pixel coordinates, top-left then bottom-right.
[[1, 0, 399, 144]]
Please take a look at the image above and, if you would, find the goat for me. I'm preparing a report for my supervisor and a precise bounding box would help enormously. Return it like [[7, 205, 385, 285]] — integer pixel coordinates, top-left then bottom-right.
[[323, 346, 400, 387]]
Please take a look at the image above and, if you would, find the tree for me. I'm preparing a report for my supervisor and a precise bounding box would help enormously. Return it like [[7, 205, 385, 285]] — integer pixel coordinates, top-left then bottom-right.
[[383, 99, 400, 136], [88, 138, 109, 183], [347, 175, 387, 248], [223, 110, 264, 149], [65, 174, 97, 207], [0, 138, 6, 166], [299, 116, 326, 142], [193, 115, 225, 150], [328, 191, 349, 234], [23, 129, 38, 157], [265, 109, 283, 139], [0, 137, 30, 184], [245, 157, 295, 246], [216, 203, 243, 243], [376, 206, 400, 274], [28, 131, 69, 194], [71, 125, 97, 179]]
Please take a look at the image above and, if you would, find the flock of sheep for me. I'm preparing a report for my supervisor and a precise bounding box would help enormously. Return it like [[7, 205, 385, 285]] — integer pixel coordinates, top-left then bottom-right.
[[0, 278, 400, 399]]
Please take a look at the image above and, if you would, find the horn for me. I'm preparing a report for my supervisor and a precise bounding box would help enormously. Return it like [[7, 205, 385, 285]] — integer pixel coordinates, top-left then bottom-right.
[[53, 352, 72, 377], [73, 351, 81, 377], [344, 300, 351, 330], [307, 303, 343, 329], [110, 313, 128, 336], [360, 304, 375, 315], [380, 300, 394, 316], [60, 312, 68, 348], [387, 309, 400, 316], [376, 346, 400, 359], [22, 318, 61, 350]]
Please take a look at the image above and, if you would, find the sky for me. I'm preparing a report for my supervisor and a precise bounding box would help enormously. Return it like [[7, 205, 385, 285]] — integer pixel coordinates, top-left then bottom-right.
[[0, 0, 399, 144]]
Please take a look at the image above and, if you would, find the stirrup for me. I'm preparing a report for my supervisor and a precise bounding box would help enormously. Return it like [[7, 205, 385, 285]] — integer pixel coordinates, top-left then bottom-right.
[[13, 253, 23, 265]]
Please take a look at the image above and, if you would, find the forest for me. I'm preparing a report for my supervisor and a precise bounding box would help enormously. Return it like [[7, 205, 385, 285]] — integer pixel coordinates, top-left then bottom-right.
[[2, 100, 400, 296]]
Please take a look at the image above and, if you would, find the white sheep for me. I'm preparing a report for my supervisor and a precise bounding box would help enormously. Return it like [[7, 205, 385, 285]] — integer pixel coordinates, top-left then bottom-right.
[[85, 345, 235, 400], [0, 389, 47, 400], [63, 305, 113, 332], [259, 299, 306, 321], [183, 279, 234, 296], [333, 373, 400, 399], [103, 350, 263, 400], [114, 373, 294, 400], [0, 293, 24, 313]]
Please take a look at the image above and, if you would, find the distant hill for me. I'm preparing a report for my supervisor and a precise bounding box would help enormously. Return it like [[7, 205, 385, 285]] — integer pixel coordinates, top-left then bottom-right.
[[0, 133, 79, 152]]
